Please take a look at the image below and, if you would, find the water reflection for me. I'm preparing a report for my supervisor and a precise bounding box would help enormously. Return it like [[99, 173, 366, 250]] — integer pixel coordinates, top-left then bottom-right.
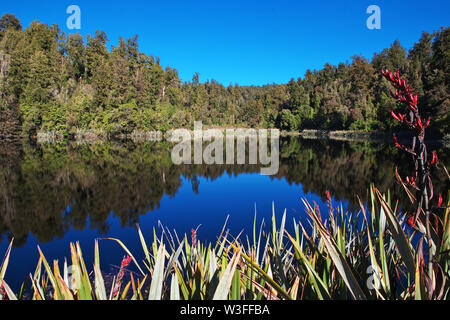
[[0, 137, 448, 248]]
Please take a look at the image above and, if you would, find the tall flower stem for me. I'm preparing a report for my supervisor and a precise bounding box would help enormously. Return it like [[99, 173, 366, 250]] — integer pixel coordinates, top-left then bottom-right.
[[382, 68, 436, 282]]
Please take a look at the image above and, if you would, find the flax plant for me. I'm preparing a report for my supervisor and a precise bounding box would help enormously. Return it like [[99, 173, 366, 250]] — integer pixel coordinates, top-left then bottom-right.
[[0, 187, 448, 300]]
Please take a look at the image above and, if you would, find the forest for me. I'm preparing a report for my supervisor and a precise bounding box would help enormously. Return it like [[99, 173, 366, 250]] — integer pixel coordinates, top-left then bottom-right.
[[0, 13, 449, 138]]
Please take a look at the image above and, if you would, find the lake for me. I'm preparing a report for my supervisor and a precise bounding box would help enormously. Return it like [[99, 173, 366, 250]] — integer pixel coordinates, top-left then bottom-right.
[[0, 136, 448, 290]]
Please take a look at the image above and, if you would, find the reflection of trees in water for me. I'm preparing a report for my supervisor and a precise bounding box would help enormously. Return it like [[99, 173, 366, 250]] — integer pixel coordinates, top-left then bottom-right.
[[277, 139, 450, 209], [275, 139, 448, 211], [0, 141, 182, 247], [275, 139, 397, 207], [0, 141, 23, 245], [0, 138, 448, 247]]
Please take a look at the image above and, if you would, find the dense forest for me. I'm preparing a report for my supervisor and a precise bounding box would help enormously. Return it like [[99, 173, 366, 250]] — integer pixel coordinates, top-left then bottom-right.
[[0, 13, 449, 138]]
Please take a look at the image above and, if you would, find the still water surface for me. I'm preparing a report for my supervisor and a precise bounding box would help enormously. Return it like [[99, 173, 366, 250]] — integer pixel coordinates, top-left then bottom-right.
[[0, 137, 448, 289]]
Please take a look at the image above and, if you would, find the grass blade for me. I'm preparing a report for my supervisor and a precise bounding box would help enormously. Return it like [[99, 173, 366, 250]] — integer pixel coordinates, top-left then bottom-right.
[[374, 186, 416, 277], [148, 243, 166, 300], [1, 281, 17, 300], [0, 239, 13, 285], [106, 238, 145, 275], [170, 273, 181, 300], [213, 248, 242, 300], [302, 198, 367, 300]]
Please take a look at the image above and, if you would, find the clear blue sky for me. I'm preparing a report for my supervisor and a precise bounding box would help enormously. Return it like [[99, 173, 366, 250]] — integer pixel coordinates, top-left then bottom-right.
[[1, 0, 449, 86]]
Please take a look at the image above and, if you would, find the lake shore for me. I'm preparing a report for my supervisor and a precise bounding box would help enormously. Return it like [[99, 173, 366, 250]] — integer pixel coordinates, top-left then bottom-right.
[[2, 128, 449, 148], [283, 129, 449, 146]]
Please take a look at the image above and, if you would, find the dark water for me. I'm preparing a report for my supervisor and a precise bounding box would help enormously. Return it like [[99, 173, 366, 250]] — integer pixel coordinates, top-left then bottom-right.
[[0, 137, 448, 290]]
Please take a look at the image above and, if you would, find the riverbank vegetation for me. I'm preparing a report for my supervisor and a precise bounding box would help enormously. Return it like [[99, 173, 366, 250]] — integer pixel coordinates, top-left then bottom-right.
[[0, 14, 449, 139]]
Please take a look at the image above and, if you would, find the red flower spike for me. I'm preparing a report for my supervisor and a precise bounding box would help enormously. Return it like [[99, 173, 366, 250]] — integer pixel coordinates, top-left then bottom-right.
[[191, 229, 197, 248], [437, 194, 443, 207], [383, 68, 420, 114], [112, 255, 132, 298], [401, 115, 407, 122], [393, 134, 401, 148], [325, 190, 332, 202], [417, 116, 423, 130], [391, 110, 401, 122], [0, 282, 5, 300], [406, 176, 416, 186], [313, 201, 322, 222], [407, 215, 415, 228], [121, 256, 132, 269], [431, 150, 439, 165]]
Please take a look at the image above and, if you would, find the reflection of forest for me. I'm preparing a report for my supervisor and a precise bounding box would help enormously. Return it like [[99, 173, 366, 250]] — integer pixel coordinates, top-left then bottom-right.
[[0, 138, 448, 247]]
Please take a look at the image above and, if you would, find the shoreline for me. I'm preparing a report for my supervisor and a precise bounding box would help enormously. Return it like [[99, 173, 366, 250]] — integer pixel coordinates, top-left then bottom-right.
[[1, 129, 449, 147], [285, 129, 449, 146]]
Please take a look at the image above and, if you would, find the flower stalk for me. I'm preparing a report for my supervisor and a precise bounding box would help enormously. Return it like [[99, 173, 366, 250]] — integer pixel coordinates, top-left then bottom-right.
[[382, 68, 449, 293]]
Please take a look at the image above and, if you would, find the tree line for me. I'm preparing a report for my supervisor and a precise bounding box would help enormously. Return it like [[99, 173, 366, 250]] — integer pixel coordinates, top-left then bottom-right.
[[0, 13, 448, 138]]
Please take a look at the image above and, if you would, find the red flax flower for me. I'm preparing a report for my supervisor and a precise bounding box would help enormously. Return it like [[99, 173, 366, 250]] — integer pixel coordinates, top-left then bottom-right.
[[406, 176, 416, 187], [412, 116, 431, 132], [325, 190, 332, 202], [382, 68, 419, 112], [392, 134, 408, 150], [120, 255, 132, 270], [437, 194, 443, 207], [112, 255, 132, 298], [325, 190, 334, 217], [312, 201, 323, 222], [191, 229, 197, 249], [382, 67, 449, 298], [431, 150, 439, 165], [0, 281, 6, 300], [391, 110, 407, 123], [406, 215, 416, 228]]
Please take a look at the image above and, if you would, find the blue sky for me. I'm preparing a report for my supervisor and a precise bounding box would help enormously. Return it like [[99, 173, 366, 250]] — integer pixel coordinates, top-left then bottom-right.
[[1, 0, 449, 85]]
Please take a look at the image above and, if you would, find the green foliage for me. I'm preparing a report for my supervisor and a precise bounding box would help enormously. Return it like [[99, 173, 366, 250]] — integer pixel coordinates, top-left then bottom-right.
[[0, 13, 449, 137], [0, 13, 22, 35], [1, 186, 448, 300]]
